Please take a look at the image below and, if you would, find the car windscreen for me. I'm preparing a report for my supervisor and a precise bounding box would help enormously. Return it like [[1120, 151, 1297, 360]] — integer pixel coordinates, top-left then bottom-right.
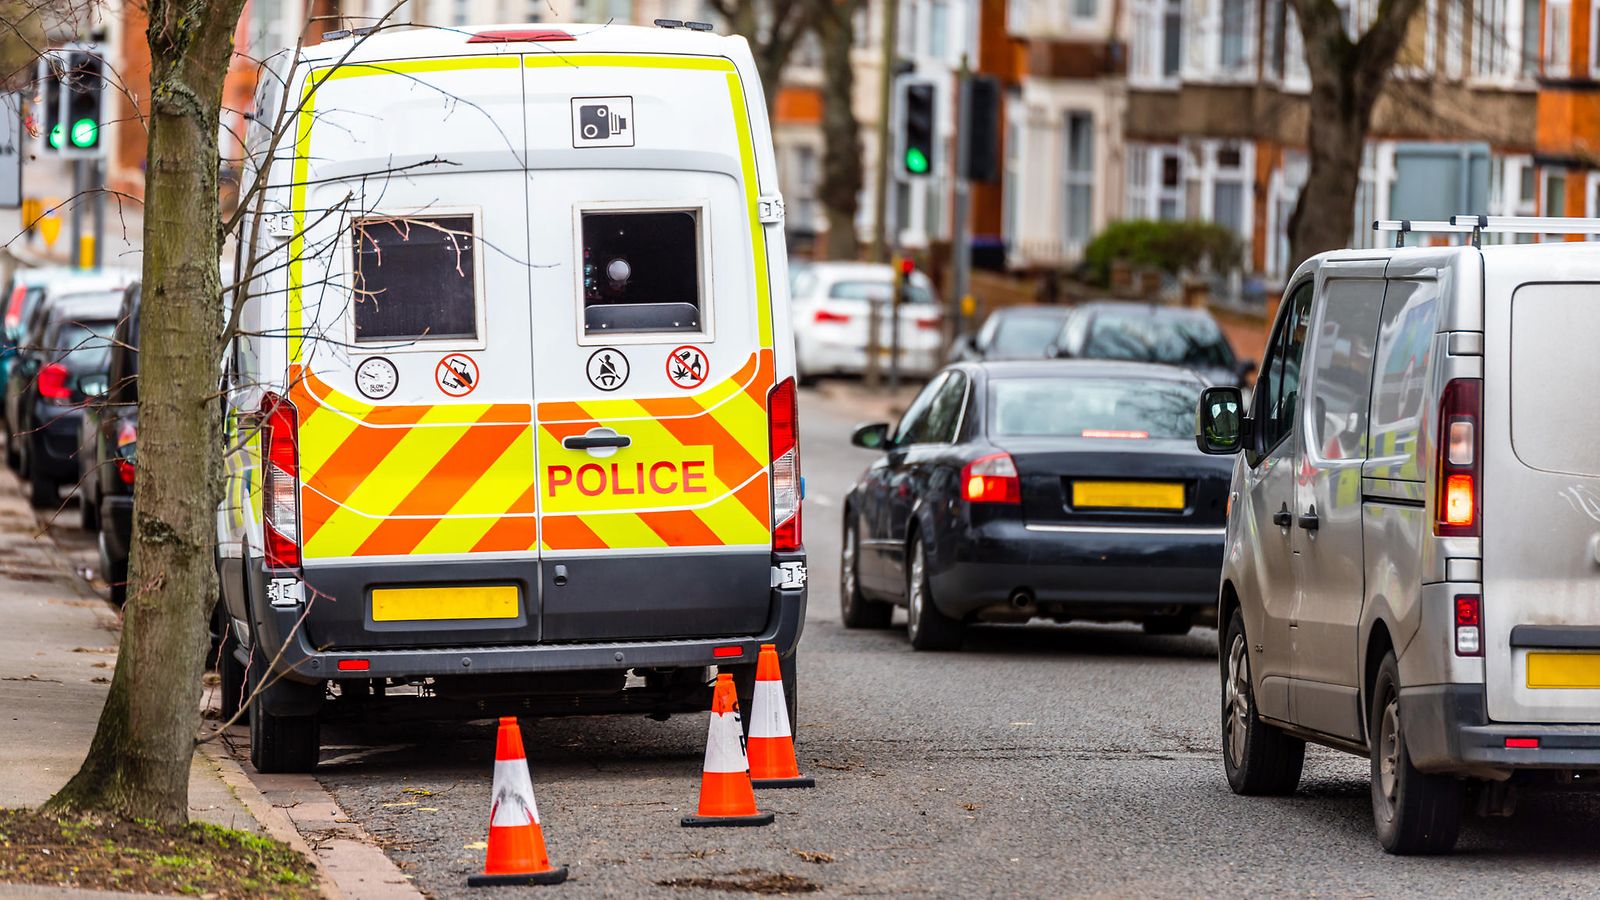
[[987, 313, 1065, 358], [989, 377, 1202, 440], [1082, 312, 1236, 369], [50, 320, 117, 370], [828, 280, 935, 305]]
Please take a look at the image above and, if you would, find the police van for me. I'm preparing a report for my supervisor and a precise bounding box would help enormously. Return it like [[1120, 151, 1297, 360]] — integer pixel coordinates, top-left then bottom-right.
[[220, 22, 805, 772]]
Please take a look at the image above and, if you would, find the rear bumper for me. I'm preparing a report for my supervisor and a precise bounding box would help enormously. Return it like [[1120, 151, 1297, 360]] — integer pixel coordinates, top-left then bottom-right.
[[1403, 683, 1600, 772], [29, 404, 81, 480], [930, 519, 1224, 619], [247, 550, 808, 685]]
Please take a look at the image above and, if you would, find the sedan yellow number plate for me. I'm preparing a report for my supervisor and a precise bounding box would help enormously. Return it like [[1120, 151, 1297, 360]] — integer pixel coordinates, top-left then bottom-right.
[[1526, 652, 1600, 689], [371, 586, 519, 623], [1072, 481, 1185, 510]]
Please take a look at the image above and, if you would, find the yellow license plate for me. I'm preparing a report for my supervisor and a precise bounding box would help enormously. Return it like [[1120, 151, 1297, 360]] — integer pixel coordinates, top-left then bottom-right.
[[1072, 481, 1185, 510], [1527, 652, 1600, 689], [371, 585, 519, 623]]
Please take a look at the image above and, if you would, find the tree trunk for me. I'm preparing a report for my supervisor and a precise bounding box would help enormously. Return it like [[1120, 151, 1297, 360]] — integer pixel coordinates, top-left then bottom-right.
[[1287, 0, 1426, 269], [712, 0, 809, 117], [815, 0, 862, 261], [45, 0, 245, 825]]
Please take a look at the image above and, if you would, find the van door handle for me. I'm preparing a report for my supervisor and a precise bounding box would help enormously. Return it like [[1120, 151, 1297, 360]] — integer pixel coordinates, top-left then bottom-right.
[[1298, 506, 1320, 531], [563, 432, 631, 450], [1272, 504, 1292, 528]]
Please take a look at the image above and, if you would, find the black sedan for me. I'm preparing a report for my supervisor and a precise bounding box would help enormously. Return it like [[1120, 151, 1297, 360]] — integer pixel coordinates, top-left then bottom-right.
[[77, 282, 139, 604], [948, 305, 1074, 362], [1050, 301, 1254, 387], [841, 360, 1233, 650], [4, 290, 122, 508]]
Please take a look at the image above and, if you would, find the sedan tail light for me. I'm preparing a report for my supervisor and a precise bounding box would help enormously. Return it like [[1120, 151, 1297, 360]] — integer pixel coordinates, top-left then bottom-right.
[[37, 362, 70, 402], [261, 392, 301, 569], [813, 309, 852, 325], [962, 452, 1020, 504], [914, 316, 941, 331], [115, 420, 136, 485]]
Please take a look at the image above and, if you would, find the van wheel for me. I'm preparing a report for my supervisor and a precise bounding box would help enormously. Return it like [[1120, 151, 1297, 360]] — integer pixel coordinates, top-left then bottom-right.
[[247, 656, 321, 774], [728, 651, 799, 738], [841, 518, 892, 629], [1221, 609, 1304, 795], [906, 538, 962, 651], [1370, 650, 1462, 854]]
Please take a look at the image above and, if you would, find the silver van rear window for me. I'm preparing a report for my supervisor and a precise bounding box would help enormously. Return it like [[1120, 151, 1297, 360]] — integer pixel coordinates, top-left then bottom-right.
[[351, 215, 478, 343], [581, 209, 702, 335]]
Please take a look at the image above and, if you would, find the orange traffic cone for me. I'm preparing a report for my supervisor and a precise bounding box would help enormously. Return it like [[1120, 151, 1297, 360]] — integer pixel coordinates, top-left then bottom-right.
[[748, 644, 814, 789], [681, 672, 774, 827], [467, 717, 568, 887]]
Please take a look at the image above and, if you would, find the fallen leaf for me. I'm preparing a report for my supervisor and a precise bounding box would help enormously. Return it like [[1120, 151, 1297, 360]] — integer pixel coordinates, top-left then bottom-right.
[[90, 676, 110, 684], [463, 841, 488, 850], [793, 850, 834, 864]]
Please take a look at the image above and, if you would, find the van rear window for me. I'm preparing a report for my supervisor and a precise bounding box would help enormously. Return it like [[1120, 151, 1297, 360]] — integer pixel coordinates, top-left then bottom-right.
[[1511, 284, 1600, 477], [352, 215, 477, 343], [582, 210, 702, 335]]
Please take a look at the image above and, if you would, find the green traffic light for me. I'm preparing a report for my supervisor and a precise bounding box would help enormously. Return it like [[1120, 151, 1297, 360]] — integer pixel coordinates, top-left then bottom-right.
[[70, 117, 98, 148], [905, 147, 929, 174], [48, 123, 63, 149]]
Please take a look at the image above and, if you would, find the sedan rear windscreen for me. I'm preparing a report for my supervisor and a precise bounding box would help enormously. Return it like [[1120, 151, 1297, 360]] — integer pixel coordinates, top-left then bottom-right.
[[990, 377, 1201, 440], [1085, 311, 1235, 369]]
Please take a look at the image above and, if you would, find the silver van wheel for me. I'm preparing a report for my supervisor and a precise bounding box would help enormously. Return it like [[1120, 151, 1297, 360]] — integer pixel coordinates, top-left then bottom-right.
[[1376, 695, 1401, 817], [1224, 632, 1251, 769]]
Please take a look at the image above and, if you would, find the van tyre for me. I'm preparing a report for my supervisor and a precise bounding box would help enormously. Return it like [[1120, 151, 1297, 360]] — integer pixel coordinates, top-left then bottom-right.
[[840, 518, 892, 629], [218, 629, 246, 724], [906, 538, 962, 651], [1222, 609, 1304, 795], [247, 655, 321, 774], [1370, 650, 1462, 854]]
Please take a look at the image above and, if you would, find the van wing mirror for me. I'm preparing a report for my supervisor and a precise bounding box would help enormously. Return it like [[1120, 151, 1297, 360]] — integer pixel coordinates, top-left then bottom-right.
[[851, 421, 892, 451], [1196, 386, 1246, 455]]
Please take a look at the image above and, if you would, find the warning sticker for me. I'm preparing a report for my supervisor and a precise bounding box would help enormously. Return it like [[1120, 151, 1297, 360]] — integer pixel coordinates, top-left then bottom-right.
[[586, 348, 629, 392], [666, 345, 709, 390], [435, 353, 479, 397]]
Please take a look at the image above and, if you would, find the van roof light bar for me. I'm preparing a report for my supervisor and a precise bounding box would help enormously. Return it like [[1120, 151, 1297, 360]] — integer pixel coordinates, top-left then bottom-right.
[[685, 20, 715, 31], [654, 18, 684, 28]]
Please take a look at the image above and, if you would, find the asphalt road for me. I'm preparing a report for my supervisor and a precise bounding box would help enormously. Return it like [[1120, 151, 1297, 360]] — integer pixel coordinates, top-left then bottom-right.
[[39, 387, 1600, 897]]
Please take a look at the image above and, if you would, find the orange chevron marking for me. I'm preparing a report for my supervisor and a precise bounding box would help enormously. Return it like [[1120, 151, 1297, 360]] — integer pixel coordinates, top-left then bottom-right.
[[638, 508, 723, 546], [540, 515, 605, 551], [471, 485, 540, 553]]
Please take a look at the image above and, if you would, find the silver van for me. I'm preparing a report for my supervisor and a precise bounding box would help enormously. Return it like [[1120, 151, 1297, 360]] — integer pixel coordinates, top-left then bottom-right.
[[1196, 218, 1600, 854]]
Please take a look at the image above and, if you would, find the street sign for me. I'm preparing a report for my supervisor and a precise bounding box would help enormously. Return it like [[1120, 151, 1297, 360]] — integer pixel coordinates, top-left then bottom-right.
[[0, 92, 19, 209]]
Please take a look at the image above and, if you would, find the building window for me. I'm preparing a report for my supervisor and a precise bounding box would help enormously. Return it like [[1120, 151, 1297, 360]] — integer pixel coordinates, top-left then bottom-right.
[[1131, 0, 1183, 85], [1220, 0, 1250, 72], [928, 0, 949, 58], [1443, 0, 1464, 78], [1126, 144, 1185, 220], [1064, 113, 1095, 248], [1473, 0, 1540, 78], [1546, 0, 1571, 76], [1521, 0, 1541, 75], [1266, 153, 1307, 279], [452, 0, 470, 26], [1213, 147, 1246, 237], [1003, 108, 1022, 253], [1072, 0, 1098, 21], [1543, 168, 1568, 217], [1127, 146, 1149, 218], [792, 145, 819, 231]]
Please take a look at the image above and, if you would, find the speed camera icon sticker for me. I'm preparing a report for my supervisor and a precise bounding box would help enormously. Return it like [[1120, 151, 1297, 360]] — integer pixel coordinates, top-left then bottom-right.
[[571, 96, 634, 148]]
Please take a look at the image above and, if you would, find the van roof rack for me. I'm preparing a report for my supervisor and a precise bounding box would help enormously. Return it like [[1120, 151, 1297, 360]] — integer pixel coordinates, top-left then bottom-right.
[[1374, 215, 1600, 248]]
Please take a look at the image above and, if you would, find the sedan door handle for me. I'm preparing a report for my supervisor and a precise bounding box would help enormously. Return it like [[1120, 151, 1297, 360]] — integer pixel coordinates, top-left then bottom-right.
[[1298, 506, 1320, 531], [1272, 504, 1292, 528], [562, 432, 631, 450]]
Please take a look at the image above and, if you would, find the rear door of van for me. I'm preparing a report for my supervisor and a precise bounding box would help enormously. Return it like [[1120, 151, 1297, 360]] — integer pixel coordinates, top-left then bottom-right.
[[522, 54, 778, 642], [1482, 253, 1600, 723]]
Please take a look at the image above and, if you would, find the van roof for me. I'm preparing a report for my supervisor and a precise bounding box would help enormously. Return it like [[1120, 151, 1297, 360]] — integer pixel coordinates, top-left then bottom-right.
[[303, 22, 750, 66]]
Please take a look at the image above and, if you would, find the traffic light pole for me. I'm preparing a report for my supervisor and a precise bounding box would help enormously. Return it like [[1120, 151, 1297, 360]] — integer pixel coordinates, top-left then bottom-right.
[[91, 158, 104, 268], [951, 55, 973, 347], [70, 158, 83, 268]]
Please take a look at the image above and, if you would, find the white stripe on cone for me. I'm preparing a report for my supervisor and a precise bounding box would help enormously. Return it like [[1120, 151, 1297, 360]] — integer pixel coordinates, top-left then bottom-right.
[[749, 680, 791, 739], [703, 709, 750, 774], [489, 757, 543, 827]]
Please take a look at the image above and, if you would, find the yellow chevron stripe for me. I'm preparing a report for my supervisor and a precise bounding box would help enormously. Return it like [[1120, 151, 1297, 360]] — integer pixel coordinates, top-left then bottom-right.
[[689, 485, 768, 544], [581, 511, 667, 550], [725, 70, 772, 350], [298, 403, 361, 483], [407, 438, 536, 555], [702, 388, 767, 465]]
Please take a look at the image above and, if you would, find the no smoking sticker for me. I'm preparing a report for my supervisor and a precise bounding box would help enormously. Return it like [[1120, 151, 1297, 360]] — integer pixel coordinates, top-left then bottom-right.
[[435, 353, 479, 397], [666, 345, 709, 390]]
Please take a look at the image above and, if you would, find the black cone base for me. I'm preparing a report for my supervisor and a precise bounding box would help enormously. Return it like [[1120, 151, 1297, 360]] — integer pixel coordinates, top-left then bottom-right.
[[468, 865, 569, 887], [681, 811, 775, 828], [752, 775, 815, 789]]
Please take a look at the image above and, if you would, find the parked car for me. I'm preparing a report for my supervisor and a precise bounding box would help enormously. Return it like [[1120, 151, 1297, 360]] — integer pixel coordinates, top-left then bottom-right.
[[1196, 237, 1600, 855], [1051, 301, 1254, 387], [841, 359, 1231, 650], [78, 283, 139, 604], [948, 305, 1074, 362], [0, 268, 132, 422], [790, 260, 943, 381], [3, 290, 122, 507]]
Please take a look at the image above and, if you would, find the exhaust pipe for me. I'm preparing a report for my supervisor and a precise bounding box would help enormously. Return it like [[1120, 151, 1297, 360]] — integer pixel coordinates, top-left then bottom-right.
[[1009, 589, 1034, 609]]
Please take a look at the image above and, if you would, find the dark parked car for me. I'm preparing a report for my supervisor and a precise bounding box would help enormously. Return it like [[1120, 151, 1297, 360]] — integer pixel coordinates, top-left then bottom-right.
[[1050, 301, 1254, 386], [4, 290, 122, 507], [948, 305, 1074, 362], [78, 283, 139, 604], [1, 269, 131, 409], [840, 360, 1233, 650]]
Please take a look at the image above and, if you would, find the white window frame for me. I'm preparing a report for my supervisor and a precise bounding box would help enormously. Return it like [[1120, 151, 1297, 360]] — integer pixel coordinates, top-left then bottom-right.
[[1542, 166, 1569, 217], [571, 199, 716, 347], [1443, 0, 1464, 79], [1183, 0, 1256, 82], [1266, 152, 1307, 279], [1546, 0, 1572, 77], [1188, 139, 1255, 248], [1394, 0, 1438, 78], [1130, 0, 1183, 88], [346, 207, 488, 352], [1062, 111, 1096, 253], [1586, 171, 1600, 239]]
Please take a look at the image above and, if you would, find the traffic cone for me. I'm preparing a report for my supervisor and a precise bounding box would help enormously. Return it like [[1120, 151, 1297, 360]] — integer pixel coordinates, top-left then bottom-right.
[[681, 673, 775, 827], [748, 644, 814, 789], [467, 717, 568, 887]]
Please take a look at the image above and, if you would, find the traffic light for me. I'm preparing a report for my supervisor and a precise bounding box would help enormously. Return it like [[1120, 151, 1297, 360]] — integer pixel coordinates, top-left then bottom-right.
[[961, 75, 1001, 184], [900, 80, 935, 177], [37, 46, 105, 157]]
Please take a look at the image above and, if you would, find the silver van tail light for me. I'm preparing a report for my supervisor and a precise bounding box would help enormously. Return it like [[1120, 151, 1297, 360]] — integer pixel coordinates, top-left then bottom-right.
[[768, 376, 801, 551], [1455, 594, 1483, 656], [261, 392, 302, 569], [1435, 378, 1481, 538]]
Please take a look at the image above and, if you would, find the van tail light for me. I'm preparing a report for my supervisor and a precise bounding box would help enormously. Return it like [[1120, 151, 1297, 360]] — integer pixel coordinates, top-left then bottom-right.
[[1435, 379, 1481, 537], [1454, 594, 1482, 656], [261, 392, 302, 569], [962, 452, 1021, 504], [37, 362, 70, 402], [115, 419, 137, 485], [813, 309, 852, 324], [768, 377, 801, 551]]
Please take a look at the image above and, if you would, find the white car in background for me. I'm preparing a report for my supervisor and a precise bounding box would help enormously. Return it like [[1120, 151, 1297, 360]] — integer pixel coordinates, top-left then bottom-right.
[[789, 261, 944, 381]]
